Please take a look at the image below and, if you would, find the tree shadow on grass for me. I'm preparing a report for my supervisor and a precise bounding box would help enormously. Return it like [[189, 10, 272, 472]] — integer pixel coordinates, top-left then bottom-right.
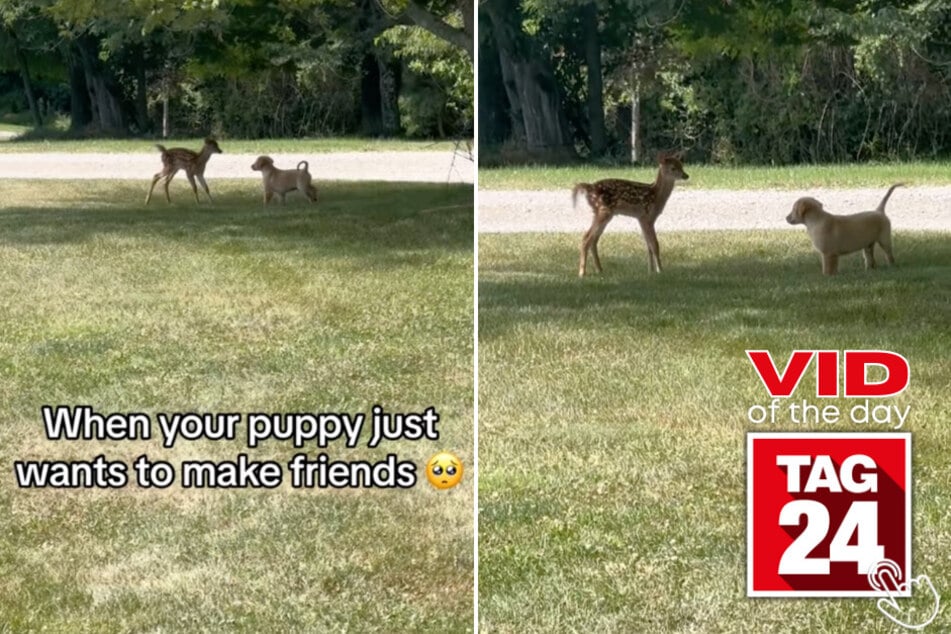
[[0, 181, 473, 267], [479, 232, 951, 341]]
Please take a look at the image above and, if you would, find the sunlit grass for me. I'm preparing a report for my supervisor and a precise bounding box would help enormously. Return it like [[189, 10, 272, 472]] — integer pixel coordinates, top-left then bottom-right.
[[478, 230, 951, 632], [0, 179, 474, 632]]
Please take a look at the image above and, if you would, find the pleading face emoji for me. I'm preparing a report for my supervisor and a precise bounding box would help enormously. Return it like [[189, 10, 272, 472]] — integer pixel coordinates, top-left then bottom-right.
[[426, 452, 463, 490]]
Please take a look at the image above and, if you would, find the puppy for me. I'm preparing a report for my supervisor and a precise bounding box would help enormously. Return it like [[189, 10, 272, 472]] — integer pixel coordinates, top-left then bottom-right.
[[786, 184, 902, 275], [250, 156, 318, 205]]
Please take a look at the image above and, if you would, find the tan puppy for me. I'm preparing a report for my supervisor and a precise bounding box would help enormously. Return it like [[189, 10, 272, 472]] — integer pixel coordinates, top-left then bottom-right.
[[786, 184, 902, 275], [250, 155, 318, 205]]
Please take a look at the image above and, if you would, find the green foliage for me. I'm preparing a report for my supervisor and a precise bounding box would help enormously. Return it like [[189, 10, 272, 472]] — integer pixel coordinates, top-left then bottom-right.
[[379, 23, 473, 137], [482, 0, 951, 164], [0, 0, 473, 139]]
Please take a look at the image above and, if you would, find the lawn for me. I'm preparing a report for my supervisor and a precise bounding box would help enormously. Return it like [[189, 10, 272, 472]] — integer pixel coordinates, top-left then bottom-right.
[[0, 135, 459, 154], [0, 179, 474, 632], [478, 230, 951, 632], [479, 161, 951, 190]]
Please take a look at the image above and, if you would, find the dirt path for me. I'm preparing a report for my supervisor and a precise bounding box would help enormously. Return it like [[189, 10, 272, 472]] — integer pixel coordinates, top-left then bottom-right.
[[0, 151, 473, 184], [479, 187, 951, 232]]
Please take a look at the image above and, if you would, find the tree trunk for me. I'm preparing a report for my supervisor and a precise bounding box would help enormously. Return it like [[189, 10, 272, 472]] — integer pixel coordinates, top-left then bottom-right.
[[7, 29, 43, 128], [76, 36, 125, 133], [67, 51, 92, 130], [162, 90, 169, 139], [631, 78, 642, 163], [484, 0, 574, 162], [378, 55, 401, 137], [360, 53, 382, 136], [581, 3, 606, 157], [403, 1, 473, 60], [134, 61, 149, 133]]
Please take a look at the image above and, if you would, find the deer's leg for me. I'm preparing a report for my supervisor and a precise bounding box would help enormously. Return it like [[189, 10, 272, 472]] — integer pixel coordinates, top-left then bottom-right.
[[197, 174, 213, 202], [589, 213, 613, 274], [579, 212, 612, 277], [186, 172, 200, 204], [638, 217, 662, 273], [145, 172, 163, 205], [162, 171, 177, 203]]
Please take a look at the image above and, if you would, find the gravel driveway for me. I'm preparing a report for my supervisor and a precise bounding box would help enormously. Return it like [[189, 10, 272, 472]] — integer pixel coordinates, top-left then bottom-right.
[[0, 151, 473, 184], [479, 187, 951, 232]]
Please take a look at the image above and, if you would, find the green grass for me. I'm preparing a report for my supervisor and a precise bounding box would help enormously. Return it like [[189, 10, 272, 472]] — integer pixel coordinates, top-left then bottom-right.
[[479, 162, 951, 190], [0, 179, 474, 632], [478, 231, 951, 632], [0, 135, 459, 153], [0, 122, 31, 136]]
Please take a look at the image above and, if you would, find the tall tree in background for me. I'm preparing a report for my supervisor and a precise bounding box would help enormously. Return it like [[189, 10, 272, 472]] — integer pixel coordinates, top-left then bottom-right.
[[0, 1, 47, 127], [480, 0, 951, 164], [0, 0, 473, 139], [483, 0, 574, 161]]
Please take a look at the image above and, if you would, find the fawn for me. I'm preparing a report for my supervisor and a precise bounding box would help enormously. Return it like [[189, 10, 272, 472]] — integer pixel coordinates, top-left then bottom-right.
[[573, 154, 689, 277], [145, 138, 223, 204]]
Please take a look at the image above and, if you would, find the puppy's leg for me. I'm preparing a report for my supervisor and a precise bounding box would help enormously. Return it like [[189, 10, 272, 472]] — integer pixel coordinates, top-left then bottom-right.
[[638, 217, 662, 273], [579, 212, 612, 277], [264, 189, 275, 206], [299, 174, 318, 203], [197, 174, 213, 203], [822, 253, 839, 275], [863, 245, 876, 269], [879, 232, 895, 265]]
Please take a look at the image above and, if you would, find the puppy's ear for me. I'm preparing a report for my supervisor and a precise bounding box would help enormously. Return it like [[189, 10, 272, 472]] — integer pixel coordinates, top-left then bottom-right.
[[797, 198, 823, 218]]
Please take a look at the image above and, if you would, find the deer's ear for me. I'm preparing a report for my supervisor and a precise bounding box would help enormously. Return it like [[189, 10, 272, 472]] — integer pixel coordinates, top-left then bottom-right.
[[657, 149, 684, 163]]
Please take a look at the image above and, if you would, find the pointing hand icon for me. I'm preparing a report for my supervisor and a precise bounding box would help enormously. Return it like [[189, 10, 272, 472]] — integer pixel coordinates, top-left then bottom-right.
[[869, 560, 940, 630]]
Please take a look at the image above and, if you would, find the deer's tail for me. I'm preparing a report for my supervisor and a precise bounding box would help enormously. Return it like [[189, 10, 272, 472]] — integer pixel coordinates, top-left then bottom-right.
[[572, 183, 592, 210], [297, 160, 309, 172], [876, 183, 903, 215]]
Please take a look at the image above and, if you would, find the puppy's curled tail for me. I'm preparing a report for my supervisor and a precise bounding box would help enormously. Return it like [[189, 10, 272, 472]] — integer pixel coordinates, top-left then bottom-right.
[[155, 143, 167, 154], [876, 183, 903, 215], [297, 160, 309, 172], [572, 183, 592, 210]]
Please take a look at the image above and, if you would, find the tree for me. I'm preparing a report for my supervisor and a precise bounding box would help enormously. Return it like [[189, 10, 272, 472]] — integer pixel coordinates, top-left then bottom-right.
[[0, 1, 48, 127], [401, 0, 473, 60], [482, 0, 575, 161]]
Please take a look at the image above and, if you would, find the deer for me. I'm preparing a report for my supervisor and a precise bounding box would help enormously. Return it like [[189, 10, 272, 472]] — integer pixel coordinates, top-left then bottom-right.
[[145, 137, 223, 205], [572, 154, 689, 277]]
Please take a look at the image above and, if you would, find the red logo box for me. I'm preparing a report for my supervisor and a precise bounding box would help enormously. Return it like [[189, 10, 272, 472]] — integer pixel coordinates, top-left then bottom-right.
[[747, 432, 910, 597]]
